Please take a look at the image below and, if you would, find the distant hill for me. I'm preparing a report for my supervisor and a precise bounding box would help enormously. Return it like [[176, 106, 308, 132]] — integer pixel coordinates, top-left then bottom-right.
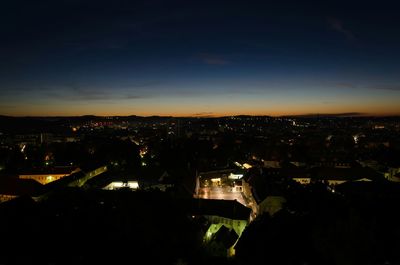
[[280, 112, 365, 118]]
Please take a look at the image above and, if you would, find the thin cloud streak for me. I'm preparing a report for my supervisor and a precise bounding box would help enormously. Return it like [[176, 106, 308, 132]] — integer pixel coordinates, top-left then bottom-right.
[[197, 53, 230, 65], [335, 82, 400, 92], [372, 85, 400, 91], [335, 82, 358, 89], [327, 17, 356, 41], [193, 112, 214, 116]]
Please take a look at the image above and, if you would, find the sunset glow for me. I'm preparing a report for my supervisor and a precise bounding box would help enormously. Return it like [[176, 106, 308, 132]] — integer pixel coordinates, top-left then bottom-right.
[[1, 1, 399, 116]]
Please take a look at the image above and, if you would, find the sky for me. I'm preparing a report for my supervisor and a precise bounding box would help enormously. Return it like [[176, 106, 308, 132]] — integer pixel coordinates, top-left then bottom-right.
[[1, 0, 400, 116]]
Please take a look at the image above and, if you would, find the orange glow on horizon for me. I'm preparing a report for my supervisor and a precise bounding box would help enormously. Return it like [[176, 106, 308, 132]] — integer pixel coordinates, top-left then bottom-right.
[[3, 109, 399, 117], [1, 99, 399, 117]]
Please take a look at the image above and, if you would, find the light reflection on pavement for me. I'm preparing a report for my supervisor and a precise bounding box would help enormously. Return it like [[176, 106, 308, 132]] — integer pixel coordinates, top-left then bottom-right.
[[196, 186, 248, 207]]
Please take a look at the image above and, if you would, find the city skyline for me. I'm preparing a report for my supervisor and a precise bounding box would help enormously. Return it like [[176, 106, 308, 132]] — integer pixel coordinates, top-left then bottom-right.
[[1, 0, 400, 116]]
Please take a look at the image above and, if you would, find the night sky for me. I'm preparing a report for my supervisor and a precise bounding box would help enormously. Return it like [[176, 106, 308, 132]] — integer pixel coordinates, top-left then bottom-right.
[[1, 0, 400, 116]]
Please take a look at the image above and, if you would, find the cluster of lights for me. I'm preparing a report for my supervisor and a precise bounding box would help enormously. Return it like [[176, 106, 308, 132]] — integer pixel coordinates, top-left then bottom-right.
[[139, 147, 148, 158], [105, 181, 139, 190], [228, 173, 243, 180], [234, 161, 252, 169]]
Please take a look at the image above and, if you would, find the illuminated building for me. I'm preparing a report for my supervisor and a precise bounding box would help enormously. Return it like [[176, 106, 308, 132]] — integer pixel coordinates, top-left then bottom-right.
[[263, 160, 281, 168], [381, 164, 400, 182], [191, 199, 251, 257], [26, 164, 109, 202], [0, 179, 42, 203], [242, 166, 381, 218], [104, 181, 139, 190], [195, 169, 247, 206], [308, 167, 379, 186], [19, 166, 79, 185], [66, 164, 108, 187]]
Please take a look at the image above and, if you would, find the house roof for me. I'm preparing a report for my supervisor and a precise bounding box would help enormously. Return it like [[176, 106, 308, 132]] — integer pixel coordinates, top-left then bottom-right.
[[198, 168, 240, 180], [79, 163, 107, 173], [37, 171, 87, 196], [0, 195, 36, 210], [190, 198, 251, 221], [214, 225, 238, 248], [0, 178, 43, 196], [336, 181, 400, 197], [244, 166, 381, 182], [19, 166, 77, 175], [83, 171, 121, 188], [244, 166, 382, 203], [309, 167, 381, 181]]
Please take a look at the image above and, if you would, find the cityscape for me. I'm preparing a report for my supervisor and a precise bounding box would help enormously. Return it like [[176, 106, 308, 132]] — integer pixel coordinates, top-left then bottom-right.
[[1, 115, 399, 264], [1, 0, 400, 264]]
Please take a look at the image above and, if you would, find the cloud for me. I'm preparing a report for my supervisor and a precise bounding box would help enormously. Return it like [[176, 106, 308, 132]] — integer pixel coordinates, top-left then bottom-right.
[[193, 112, 214, 117], [336, 82, 358, 89], [198, 53, 230, 65], [2, 82, 171, 100], [334, 83, 400, 91], [125, 94, 146, 99], [327, 17, 356, 41], [42, 84, 149, 101], [371, 85, 400, 91]]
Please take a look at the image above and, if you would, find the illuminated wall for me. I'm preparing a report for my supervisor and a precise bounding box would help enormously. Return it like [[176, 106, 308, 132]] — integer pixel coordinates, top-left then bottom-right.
[[202, 215, 248, 257], [19, 173, 68, 185], [241, 179, 258, 216], [241, 179, 252, 200], [326, 180, 347, 186], [103, 181, 139, 190], [68, 166, 107, 187], [386, 167, 400, 182], [263, 160, 280, 168], [0, 194, 17, 203], [294, 177, 372, 186], [204, 215, 248, 237], [293, 178, 311, 185]]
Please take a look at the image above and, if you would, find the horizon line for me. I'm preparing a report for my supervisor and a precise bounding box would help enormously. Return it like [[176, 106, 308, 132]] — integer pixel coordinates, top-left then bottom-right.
[[1, 112, 400, 118]]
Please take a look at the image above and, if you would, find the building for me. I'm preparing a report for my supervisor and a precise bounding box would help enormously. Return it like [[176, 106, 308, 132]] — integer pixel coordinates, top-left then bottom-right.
[[19, 166, 79, 185], [241, 166, 381, 217], [0, 178, 43, 203], [103, 181, 139, 190], [66, 164, 108, 187], [139, 170, 175, 191], [190, 199, 251, 257], [194, 169, 247, 206], [309, 167, 380, 186], [34, 163, 108, 200], [242, 168, 288, 218]]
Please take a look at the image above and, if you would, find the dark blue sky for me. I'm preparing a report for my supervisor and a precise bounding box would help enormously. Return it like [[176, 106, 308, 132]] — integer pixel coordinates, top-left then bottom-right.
[[1, 0, 400, 116]]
